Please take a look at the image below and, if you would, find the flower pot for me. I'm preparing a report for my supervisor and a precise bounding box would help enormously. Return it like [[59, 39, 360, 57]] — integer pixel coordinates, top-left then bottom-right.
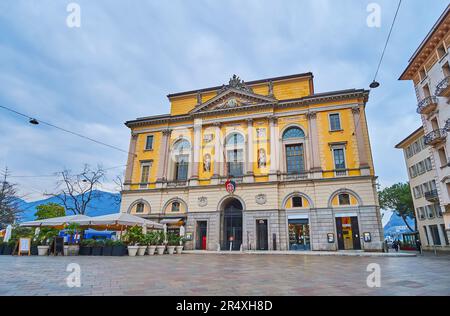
[[0, 244, 4, 255], [127, 245, 139, 257], [111, 245, 125, 256], [156, 245, 166, 255], [176, 246, 184, 254], [63, 245, 69, 256], [37, 246, 49, 256], [137, 246, 147, 256], [91, 246, 103, 256], [2, 245, 13, 255], [79, 246, 92, 256], [167, 246, 176, 255], [147, 245, 157, 255], [102, 246, 112, 256], [67, 245, 80, 256], [31, 245, 38, 256]]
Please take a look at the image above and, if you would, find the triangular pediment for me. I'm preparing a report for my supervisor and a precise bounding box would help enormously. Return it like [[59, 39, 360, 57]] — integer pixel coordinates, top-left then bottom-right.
[[190, 87, 277, 114]]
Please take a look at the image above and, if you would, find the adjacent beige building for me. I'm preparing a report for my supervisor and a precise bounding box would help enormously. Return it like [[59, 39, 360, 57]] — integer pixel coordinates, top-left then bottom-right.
[[399, 4, 450, 244], [396, 127, 449, 250]]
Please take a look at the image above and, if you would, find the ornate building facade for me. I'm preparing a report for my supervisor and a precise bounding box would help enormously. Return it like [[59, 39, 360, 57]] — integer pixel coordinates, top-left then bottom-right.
[[120, 73, 383, 251]]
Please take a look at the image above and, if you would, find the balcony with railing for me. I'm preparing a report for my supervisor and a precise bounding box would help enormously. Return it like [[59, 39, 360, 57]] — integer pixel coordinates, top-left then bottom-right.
[[424, 189, 439, 202], [416, 96, 438, 115], [435, 76, 450, 97], [424, 128, 447, 146]]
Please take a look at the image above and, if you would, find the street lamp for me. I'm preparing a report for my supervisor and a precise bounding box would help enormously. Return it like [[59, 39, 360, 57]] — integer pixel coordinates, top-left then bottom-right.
[[369, 80, 380, 89], [29, 118, 39, 125]]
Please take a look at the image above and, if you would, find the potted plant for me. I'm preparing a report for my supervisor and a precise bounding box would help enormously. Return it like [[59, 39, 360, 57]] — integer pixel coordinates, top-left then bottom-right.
[[91, 239, 104, 256], [79, 239, 93, 256], [2, 239, 15, 255], [65, 223, 80, 256], [166, 233, 178, 255], [123, 226, 143, 256], [102, 239, 113, 256], [176, 236, 185, 254], [155, 231, 166, 255], [145, 232, 157, 256], [111, 240, 126, 256], [137, 235, 147, 256]]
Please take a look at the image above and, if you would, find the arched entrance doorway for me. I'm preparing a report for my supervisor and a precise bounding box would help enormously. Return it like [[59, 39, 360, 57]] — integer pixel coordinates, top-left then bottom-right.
[[221, 198, 243, 250]]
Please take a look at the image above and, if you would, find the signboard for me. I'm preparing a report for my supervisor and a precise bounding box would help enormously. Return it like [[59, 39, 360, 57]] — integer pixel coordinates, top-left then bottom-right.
[[327, 233, 335, 243], [53, 236, 65, 256], [363, 232, 372, 242], [225, 179, 236, 194], [18, 238, 31, 256]]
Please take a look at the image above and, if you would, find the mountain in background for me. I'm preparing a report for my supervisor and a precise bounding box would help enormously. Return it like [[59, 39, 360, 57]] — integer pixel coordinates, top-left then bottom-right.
[[17, 190, 120, 222]]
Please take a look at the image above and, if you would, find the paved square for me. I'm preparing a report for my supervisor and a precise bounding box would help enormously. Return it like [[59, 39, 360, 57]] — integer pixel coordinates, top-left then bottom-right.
[[0, 253, 449, 296]]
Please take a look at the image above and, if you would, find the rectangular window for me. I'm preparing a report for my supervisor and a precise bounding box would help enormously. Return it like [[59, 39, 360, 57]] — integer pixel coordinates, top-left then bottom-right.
[[333, 148, 346, 170], [136, 203, 144, 213], [140, 164, 150, 183], [425, 157, 433, 171], [426, 205, 435, 219], [438, 148, 447, 167], [423, 226, 430, 244], [338, 193, 350, 205], [286, 144, 305, 174], [175, 155, 189, 181], [329, 113, 342, 131], [417, 207, 425, 220], [171, 202, 180, 212], [292, 196, 303, 207], [145, 135, 154, 150], [227, 149, 244, 177]]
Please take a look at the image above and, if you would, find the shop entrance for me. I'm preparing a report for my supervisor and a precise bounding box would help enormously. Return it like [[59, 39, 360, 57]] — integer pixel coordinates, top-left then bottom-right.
[[336, 216, 361, 250], [195, 221, 207, 250], [221, 198, 243, 251], [256, 219, 268, 250], [288, 219, 310, 250]]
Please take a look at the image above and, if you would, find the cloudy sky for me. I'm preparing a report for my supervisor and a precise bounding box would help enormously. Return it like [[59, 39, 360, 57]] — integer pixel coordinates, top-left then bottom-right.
[[0, 0, 447, 201]]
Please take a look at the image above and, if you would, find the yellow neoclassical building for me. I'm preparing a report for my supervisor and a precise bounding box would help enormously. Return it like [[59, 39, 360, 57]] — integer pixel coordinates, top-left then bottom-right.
[[120, 73, 383, 251]]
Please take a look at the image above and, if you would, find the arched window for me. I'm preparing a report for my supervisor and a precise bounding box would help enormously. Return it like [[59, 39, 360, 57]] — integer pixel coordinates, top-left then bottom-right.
[[173, 139, 191, 153], [282, 126, 305, 140], [226, 133, 244, 146]]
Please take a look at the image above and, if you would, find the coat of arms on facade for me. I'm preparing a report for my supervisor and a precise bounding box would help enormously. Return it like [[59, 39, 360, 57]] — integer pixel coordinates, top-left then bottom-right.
[[198, 196, 208, 207], [255, 194, 267, 205]]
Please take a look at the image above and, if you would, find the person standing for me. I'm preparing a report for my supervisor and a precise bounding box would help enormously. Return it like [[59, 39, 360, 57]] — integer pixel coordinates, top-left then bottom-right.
[[416, 239, 422, 255]]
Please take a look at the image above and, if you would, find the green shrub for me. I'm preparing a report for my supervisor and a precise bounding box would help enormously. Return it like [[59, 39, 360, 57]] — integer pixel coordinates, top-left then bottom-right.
[[123, 226, 144, 245]]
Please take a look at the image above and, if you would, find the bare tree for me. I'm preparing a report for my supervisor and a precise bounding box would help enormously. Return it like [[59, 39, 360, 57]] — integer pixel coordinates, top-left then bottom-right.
[[46, 164, 105, 215], [0, 167, 23, 228], [112, 174, 123, 206]]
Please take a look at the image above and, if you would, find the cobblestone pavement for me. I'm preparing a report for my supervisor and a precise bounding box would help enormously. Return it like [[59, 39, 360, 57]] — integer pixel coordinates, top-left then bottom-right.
[[0, 253, 449, 296]]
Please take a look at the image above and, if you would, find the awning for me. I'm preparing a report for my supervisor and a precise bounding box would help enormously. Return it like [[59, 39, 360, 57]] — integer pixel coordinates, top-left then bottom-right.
[[160, 218, 184, 225]]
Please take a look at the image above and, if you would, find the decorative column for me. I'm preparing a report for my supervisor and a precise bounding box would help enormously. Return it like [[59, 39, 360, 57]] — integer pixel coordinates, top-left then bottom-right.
[[124, 133, 138, 190], [212, 123, 222, 185], [190, 119, 202, 186], [307, 111, 322, 178], [156, 129, 171, 188], [269, 116, 278, 181], [352, 107, 370, 175]]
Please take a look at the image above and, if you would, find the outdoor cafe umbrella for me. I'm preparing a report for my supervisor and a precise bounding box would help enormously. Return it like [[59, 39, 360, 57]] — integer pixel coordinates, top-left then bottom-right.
[[86, 213, 163, 230], [19, 215, 92, 228]]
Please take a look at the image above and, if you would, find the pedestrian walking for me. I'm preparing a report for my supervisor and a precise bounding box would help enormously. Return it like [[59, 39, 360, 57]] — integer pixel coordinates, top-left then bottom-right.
[[416, 239, 422, 255]]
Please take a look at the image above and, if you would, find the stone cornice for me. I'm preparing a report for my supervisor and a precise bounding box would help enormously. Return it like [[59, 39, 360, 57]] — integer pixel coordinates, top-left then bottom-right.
[[125, 89, 369, 128]]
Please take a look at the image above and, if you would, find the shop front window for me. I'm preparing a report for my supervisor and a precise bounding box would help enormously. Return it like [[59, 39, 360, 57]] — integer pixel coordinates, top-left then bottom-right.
[[288, 219, 310, 250]]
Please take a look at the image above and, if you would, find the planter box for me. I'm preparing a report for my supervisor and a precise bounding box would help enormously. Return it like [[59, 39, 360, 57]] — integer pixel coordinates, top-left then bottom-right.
[[127, 246, 139, 257], [37, 246, 49, 256], [91, 246, 103, 256], [2, 245, 13, 255], [102, 246, 112, 256], [0, 244, 4, 255], [111, 245, 126, 256], [79, 246, 92, 256], [67, 245, 80, 256], [137, 246, 147, 256]]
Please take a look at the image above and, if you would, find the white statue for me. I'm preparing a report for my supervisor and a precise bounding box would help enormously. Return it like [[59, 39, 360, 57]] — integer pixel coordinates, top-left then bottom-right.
[[258, 149, 266, 168], [203, 154, 211, 172]]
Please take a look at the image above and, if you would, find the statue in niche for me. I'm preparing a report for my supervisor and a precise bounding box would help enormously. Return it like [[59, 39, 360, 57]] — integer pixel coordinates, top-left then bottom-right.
[[203, 154, 211, 172], [258, 149, 266, 168]]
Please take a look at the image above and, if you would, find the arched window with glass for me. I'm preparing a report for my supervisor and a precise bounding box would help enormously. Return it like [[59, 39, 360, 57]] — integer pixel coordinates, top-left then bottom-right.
[[282, 126, 305, 174]]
